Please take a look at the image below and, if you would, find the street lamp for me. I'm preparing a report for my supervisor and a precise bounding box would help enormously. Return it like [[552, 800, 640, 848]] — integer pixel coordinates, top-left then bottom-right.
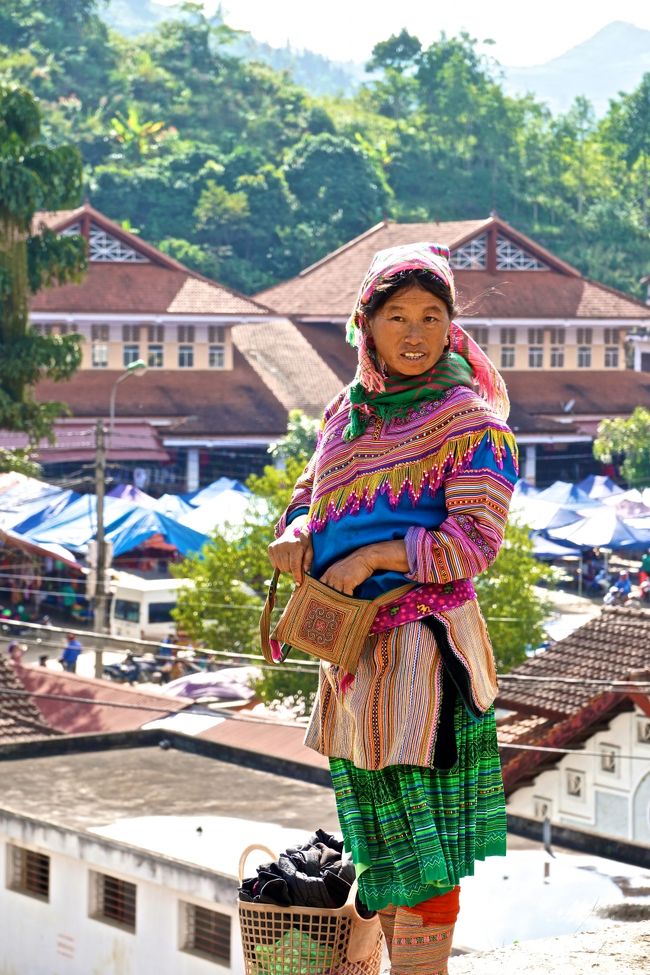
[[108, 358, 147, 439], [94, 358, 147, 677]]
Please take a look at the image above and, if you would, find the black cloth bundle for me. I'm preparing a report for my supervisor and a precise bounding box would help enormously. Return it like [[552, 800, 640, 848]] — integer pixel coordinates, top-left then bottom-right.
[[238, 829, 355, 909]]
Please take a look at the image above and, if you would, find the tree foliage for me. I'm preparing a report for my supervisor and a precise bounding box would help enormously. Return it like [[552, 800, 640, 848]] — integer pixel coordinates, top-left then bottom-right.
[[593, 406, 650, 488], [474, 519, 554, 673], [0, 84, 86, 472], [1, 4, 649, 298]]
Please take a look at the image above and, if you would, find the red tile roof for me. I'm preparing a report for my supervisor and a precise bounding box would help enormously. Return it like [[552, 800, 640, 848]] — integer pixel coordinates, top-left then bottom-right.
[[15, 666, 187, 735], [35, 351, 289, 437], [495, 606, 650, 793], [31, 204, 273, 318], [198, 714, 328, 772], [0, 658, 59, 743], [504, 370, 650, 417], [256, 218, 648, 321], [0, 420, 170, 463]]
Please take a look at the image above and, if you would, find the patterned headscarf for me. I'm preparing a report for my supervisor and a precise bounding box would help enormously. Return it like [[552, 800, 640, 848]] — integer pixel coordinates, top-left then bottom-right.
[[346, 241, 510, 421]]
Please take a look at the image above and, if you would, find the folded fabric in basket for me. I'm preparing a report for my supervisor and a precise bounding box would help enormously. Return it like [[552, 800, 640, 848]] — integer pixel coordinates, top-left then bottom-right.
[[254, 928, 338, 975], [239, 829, 355, 909]]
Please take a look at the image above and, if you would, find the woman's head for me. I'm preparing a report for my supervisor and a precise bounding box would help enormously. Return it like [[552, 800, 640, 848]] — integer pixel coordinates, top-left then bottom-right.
[[346, 240, 510, 419], [360, 269, 455, 379]]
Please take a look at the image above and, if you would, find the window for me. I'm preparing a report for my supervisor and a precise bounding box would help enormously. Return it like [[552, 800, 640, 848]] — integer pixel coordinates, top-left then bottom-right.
[[577, 346, 592, 368], [90, 871, 136, 931], [468, 327, 489, 351], [7, 846, 49, 900], [148, 324, 163, 343], [576, 327, 593, 346], [89, 224, 148, 264], [600, 744, 620, 775], [180, 903, 231, 965], [500, 347, 515, 369], [500, 327, 516, 369], [604, 328, 620, 345], [114, 599, 140, 623], [92, 343, 109, 368], [208, 325, 226, 368], [604, 347, 619, 368], [177, 325, 195, 344], [178, 344, 194, 368], [122, 325, 141, 342], [548, 328, 565, 346], [123, 344, 140, 367], [147, 602, 175, 625], [148, 344, 164, 368], [495, 235, 548, 270], [528, 347, 544, 368], [565, 768, 585, 799], [550, 347, 565, 368], [92, 325, 109, 342], [450, 234, 487, 270], [637, 718, 650, 745], [533, 797, 552, 820]]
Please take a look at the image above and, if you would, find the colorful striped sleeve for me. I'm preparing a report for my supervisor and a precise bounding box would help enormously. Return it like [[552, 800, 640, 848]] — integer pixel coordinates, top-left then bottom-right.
[[404, 433, 518, 583], [274, 449, 317, 538]]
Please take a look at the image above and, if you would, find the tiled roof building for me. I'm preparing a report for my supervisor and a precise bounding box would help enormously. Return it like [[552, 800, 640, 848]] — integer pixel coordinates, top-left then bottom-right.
[[497, 606, 650, 848], [257, 216, 650, 486], [29, 205, 339, 489], [0, 658, 59, 743]]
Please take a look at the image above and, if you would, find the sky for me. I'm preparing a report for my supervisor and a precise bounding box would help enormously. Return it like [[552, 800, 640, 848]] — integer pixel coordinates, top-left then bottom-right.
[[156, 0, 650, 67]]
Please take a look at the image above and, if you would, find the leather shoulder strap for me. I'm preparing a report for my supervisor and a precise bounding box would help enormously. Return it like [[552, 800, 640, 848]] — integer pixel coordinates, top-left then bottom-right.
[[259, 568, 280, 664]]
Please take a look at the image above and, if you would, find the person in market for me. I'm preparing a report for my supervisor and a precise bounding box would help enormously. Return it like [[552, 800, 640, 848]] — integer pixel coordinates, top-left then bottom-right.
[[267, 242, 518, 975], [59, 632, 83, 673], [639, 547, 650, 585]]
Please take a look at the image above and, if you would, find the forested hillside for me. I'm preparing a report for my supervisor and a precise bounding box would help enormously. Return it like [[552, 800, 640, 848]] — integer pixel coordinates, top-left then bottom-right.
[[1, 1, 649, 298]]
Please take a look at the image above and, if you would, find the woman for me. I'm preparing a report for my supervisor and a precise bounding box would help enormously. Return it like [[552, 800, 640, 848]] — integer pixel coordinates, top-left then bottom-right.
[[268, 242, 518, 975]]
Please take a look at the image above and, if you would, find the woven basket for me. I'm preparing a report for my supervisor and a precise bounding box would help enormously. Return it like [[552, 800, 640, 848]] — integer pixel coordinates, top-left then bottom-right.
[[238, 844, 384, 975]]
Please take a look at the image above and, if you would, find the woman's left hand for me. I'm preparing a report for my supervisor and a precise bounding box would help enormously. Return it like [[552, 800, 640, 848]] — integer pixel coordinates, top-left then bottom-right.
[[320, 550, 376, 595]]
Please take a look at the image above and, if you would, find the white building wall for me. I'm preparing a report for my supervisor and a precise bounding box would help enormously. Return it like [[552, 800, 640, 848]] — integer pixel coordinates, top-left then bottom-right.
[[506, 707, 650, 844], [0, 813, 243, 975]]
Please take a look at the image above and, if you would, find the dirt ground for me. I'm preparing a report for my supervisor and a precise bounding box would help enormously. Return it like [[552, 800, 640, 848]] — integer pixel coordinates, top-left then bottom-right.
[[447, 920, 650, 975]]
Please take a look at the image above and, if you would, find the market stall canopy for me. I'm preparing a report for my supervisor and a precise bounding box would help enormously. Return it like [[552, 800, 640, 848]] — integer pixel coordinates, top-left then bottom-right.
[[105, 509, 208, 558], [180, 489, 267, 537], [576, 475, 623, 499], [510, 497, 584, 532], [535, 480, 599, 507], [185, 477, 249, 507], [547, 507, 650, 550]]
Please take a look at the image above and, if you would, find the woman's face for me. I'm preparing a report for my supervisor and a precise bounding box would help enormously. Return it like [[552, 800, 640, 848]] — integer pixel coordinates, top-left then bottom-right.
[[368, 283, 451, 378]]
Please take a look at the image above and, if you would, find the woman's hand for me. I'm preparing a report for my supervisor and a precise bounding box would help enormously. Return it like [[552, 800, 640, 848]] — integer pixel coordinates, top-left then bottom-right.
[[320, 540, 410, 596], [319, 550, 376, 595], [267, 516, 313, 585]]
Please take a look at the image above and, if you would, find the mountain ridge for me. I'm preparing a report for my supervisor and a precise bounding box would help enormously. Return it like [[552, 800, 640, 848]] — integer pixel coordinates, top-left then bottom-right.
[[102, 5, 650, 110]]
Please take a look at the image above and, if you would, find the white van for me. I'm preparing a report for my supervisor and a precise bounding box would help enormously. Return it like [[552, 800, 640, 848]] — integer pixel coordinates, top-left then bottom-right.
[[109, 571, 192, 641]]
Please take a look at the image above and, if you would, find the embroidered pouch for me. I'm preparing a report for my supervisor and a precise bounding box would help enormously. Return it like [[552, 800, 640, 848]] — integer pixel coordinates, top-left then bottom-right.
[[260, 569, 413, 675]]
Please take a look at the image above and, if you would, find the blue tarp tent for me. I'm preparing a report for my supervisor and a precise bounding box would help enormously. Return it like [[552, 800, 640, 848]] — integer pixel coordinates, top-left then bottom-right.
[[536, 480, 598, 507], [11, 489, 81, 534], [547, 508, 650, 550], [512, 479, 538, 497], [105, 509, 208, 557], [186, 477, 249, 507], [154, 494, 194, 518], [108, 484, 156, 507], [510, 498, 583, 532], [24, 495, 138, 551], [531, 533, 581, 558], [576, 475, 623, 499]]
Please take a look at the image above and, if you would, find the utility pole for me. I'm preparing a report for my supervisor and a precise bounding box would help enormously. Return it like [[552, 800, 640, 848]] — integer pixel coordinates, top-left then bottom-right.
[[94, 419, 107, 678]]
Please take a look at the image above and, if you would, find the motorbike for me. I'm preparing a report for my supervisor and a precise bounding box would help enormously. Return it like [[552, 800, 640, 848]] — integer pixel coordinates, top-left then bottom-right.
[[603, 585, 633, 607]]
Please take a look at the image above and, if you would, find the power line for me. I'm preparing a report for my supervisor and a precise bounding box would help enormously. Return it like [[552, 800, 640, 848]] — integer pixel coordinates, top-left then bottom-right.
[[0, 684, 648, 761], [3, 618, 650, 686]]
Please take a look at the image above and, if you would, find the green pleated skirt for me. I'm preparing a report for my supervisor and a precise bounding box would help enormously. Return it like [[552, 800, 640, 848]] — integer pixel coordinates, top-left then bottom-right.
[[329, 700, 507, 911]]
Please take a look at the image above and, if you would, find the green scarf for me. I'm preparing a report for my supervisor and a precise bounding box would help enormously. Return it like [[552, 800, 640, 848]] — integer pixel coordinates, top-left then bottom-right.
[[343, 352, 475, 441]]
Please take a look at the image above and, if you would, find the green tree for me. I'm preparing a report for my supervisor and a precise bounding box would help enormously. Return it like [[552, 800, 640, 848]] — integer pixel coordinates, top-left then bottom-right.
[[474, 519, 553, 672], [593, 407, 650, 488], [0, 85, 86, 474], [172, 433, 320, 714]]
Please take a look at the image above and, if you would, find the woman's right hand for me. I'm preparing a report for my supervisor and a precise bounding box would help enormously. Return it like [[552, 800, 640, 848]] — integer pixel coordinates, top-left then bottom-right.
[[267, 517, 314, 585]]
